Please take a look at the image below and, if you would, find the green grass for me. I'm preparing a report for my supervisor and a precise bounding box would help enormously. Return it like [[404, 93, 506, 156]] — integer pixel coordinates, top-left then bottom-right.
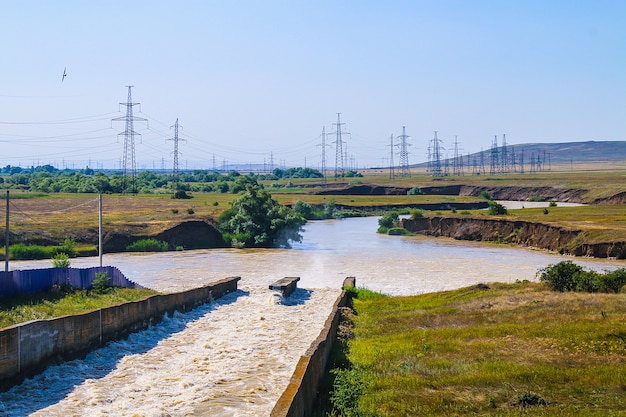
[[330, 282, 626, 416], [0, 287, 158, 329]]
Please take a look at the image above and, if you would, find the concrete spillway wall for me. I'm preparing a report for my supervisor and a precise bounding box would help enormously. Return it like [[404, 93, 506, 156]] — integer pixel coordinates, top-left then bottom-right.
[[271, 277, 355, 417], [0, 276, 241, 391]]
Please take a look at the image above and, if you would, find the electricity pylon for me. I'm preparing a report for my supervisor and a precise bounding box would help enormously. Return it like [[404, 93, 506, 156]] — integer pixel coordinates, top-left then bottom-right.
[[168, 118, 185, 189], [112, 86, 147, 193]]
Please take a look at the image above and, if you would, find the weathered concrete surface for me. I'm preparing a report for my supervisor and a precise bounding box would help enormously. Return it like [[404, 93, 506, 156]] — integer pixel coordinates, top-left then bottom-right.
[[270, 277, 301, 298], [271, 277, 355, 417], [0, 276, 240, 392]]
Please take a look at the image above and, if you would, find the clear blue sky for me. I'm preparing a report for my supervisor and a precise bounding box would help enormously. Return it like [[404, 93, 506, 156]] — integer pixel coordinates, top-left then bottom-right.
[[1, 0, 624, 170]]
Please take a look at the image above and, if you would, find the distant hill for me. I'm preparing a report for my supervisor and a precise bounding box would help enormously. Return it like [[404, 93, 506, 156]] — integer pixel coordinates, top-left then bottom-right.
[[410, 140, 626, 168]]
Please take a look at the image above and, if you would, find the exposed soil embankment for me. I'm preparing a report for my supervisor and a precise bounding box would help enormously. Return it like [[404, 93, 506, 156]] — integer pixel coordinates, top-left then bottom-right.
[[103, 220, 225, 253], [315, 184, 606, 203], [402, 216, 626, 259]]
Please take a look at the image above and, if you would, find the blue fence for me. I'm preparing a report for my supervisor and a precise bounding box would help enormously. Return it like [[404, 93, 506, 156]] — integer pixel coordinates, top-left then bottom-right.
[[0, 266, 144, 298]]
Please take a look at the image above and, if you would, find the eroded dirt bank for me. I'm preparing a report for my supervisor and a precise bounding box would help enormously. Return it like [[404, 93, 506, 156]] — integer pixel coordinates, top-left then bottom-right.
[[402, 216, 626, 259], [317, 183, 626, 204]]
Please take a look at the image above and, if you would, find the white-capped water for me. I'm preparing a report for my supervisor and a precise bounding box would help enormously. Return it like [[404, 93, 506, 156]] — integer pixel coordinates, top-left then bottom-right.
[[3, 216, 625, 416]]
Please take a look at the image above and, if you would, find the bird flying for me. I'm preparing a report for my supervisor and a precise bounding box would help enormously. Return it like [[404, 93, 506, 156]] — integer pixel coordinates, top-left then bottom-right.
[[61, 67, 67, 83]]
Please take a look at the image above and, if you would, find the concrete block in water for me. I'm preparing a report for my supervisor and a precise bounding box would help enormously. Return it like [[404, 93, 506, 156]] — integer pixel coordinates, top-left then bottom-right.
[[269, 277, 300, 298]]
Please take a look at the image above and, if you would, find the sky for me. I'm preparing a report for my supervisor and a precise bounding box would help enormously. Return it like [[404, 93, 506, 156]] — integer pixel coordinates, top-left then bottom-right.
[[1, 0, 625, 171]]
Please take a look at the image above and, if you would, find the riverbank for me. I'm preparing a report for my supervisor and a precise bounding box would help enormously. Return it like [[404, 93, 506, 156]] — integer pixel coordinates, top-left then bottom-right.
[[324, 282, 626, 416]]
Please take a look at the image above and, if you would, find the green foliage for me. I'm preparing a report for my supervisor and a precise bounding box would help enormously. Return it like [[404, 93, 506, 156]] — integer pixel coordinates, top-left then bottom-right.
[[387, 227, 414, 236], [549, 200, 558, 207], [292, 200, 315, 219], [9, 243, 49, 260], [410, 208, 424, 219], [330, 367, 370, 417], [51, 238, 77, 258], [538, 261, 626, 293], [460, 210, 471, 215], [407, 186, 423, 195], [172, 190, 192, 199], [217, 184, 305, 248], [479, 190, 492, 200], [377, 212, 399, 234], [187, 207, 195, 214], [91, 272, 112, 294], [323, 199, 340, 219], [513, 392, 547, 407], [487, 200, 508, 215], [52, 253, 71, 268], [543, 208, 549, 214], [171, 208, 179, 214], [537, 260, 584, 292], [126, 239, 169, 252]]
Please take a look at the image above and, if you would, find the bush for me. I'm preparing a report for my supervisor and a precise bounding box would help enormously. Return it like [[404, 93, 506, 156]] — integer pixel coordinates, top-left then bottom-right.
[[407, 187, 423, 195], [487, 200, 508, 215], [479, 190, 492, 200], [387, 227, 413, 236], [51, 238, 77, 258], [538, 261, 626, 293], [91, 272, 112, 294], [126, 239, 169, 252], [10, 243, 50, 260], [187, 207, 195, 214], [549, 200, 557, 207], [172, 190, 192, 199], [538, 261, 584, 292], [410, 209, 424, 219], [52, 253, 71, 268]]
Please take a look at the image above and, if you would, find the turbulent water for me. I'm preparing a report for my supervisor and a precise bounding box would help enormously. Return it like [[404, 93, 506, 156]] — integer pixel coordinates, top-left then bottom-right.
[[3, 215, 624, 416]]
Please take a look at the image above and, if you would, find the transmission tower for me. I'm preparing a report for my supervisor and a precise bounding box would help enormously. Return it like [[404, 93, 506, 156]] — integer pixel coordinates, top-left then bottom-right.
[[396, 126, 411, 177], [452, 135, 464, 176], [317, 126, 330, 185], [388, 134, 395, 179], [112, 86, 147, 193], [328, 113, 349, 179], [168, 118, 185, 189], [430, 131, 444, 177], [500, 134, 509, 174], [489, 135, 499, 175]]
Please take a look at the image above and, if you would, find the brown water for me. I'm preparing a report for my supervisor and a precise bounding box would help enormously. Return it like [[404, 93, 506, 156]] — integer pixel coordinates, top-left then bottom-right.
[[3, 216, 624, 416]]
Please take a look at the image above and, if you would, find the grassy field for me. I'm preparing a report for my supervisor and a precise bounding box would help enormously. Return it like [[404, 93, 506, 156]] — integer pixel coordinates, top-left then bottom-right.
[[332, 282, 626, 417], [0, 287, 159, 329]]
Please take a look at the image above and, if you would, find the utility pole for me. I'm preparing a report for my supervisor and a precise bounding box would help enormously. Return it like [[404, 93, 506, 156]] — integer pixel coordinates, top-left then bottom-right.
[[112, 86, 147, 194], [396, 126, 411, 177], [168, 118, 185, 189]]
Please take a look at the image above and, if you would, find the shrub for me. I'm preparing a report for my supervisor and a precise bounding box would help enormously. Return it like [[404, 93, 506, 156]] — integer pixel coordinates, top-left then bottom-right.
[[171, 208, 179, 214], [543, 208, 549, 214], [460, 210, 471, 215], [537, 261, 584, 292], [479, 190, 492, 200], [187, 207, 195, 214], [91, 272, 112, 294], [387, 227, 413, 236], [52, 253, 71, 268], [407, 187, 423, 195], [549, 200, 557, 207], [51, 238, 77, 258], [172, 190, 192, 199], [410, 209, 424, 219], [378, 212, 399, 229], [10, 243, 50, 260], [488, 200, 507, 215], [330, 367, 367, 417], [126, 239, 169, 252]]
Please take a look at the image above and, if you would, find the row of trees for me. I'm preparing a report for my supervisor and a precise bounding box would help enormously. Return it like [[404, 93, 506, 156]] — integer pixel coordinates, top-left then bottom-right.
[[0, 165, 324, 194]]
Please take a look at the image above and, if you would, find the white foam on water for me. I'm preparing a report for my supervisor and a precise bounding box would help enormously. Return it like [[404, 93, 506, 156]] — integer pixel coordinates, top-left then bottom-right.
[[0, 283, 340, 416]]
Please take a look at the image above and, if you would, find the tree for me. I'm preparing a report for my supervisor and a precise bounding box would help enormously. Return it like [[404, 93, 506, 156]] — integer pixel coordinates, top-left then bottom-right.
[[218, 185, 305, 248]]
